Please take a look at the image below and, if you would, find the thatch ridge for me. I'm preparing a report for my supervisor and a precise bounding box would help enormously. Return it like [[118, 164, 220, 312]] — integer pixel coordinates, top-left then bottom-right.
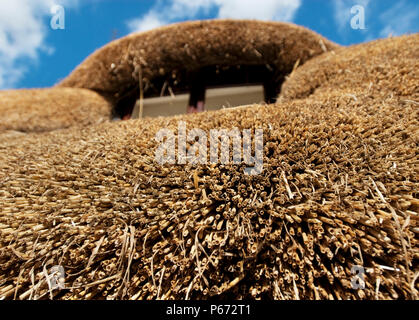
[[57, 19, 340, 104], [280, 34, 419, 101], [0, 88, 112, 133]]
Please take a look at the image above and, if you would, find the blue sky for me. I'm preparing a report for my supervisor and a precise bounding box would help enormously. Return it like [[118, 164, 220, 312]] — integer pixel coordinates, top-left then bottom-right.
[[0, 0, 418, 90]]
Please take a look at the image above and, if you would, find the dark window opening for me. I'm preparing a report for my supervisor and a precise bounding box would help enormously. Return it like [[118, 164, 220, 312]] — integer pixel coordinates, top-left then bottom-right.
[[114, 64, 286, 120]]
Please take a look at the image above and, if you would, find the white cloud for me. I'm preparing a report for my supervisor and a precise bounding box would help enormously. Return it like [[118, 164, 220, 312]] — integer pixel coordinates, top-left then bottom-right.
[[379, 1, 419, 38], [126, 0, 302, 32], [0, 0, 77, 89], [215, 0, 301, 21], [127, 11, 167, 33]]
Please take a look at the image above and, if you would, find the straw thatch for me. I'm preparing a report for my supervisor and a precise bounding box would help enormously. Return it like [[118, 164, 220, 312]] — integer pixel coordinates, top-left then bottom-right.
[[57, 20, 339, 104], [0, 88, 112, 133], [280, 34, 419, 101], [0, 26, 417, 300]]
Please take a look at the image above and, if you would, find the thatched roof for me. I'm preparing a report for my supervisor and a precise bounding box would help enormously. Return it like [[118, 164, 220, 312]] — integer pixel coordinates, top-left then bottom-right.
[[0, 88, 112, 133], [57, 20, 339, 105], [0, 22, 417, 300], [1, 20, 339, 132], [280, 34, 419, 100]]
